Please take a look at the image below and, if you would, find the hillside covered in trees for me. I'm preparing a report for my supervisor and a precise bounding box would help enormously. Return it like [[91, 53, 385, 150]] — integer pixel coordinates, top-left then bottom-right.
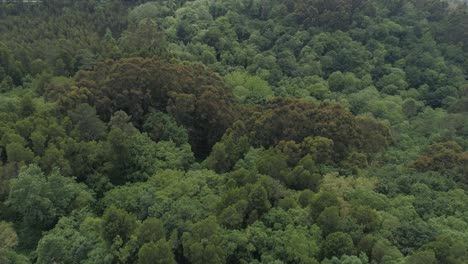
[[0, 0, 467, 263]]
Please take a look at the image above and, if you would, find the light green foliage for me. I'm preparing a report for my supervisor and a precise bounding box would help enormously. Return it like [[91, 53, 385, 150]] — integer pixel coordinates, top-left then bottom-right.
[[36, 235, 73, 264], [104, 128, 195, 183], [377, 68, 409, 95], [0, 222, 17, 251], [278, 76, 331, 100], [36, 214, 113, 264], [0, 221, 22, 263], [225, 71, 273, 104], [344, 87, 405, 124]]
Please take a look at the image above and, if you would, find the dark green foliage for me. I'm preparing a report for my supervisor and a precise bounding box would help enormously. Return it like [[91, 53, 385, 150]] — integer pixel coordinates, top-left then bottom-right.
[[7, 165, 93, 248], [101, 206, 138, 243], [137, 218, 165, 244], [181, 217, 226, 264], [322, 232, 355, 258], [138, 240, 176, 264], [143, 112, 188, 146], [394, 220, 439, 255], [73, 57, 235, 157], [69, 103, 107, 141]]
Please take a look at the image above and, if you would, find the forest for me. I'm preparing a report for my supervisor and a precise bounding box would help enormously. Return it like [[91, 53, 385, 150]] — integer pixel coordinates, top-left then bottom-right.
[[0, 0, 467, 263]]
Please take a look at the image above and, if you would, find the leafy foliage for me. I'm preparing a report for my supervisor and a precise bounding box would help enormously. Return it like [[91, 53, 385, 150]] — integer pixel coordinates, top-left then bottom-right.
[[0, 0, 467, 263]]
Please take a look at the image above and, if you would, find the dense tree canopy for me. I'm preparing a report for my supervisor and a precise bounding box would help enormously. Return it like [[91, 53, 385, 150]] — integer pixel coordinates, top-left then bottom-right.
[[0, 0, 467, 263]]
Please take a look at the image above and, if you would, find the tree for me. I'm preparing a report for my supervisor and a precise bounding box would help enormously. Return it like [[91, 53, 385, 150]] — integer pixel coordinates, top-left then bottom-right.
[[412, 141, 465, 173], [0, 221, 17, 250], [285, 155, 321, 190], [371, 239, 403, 263], [255, 148, 289, 180], [422, 235, 468, 264], [137, 218, 165, 244], [351, 206, 380, 233], [40, 143, 71, 175], [69, 103, 106, 141], [108, 110, 138, 135], [205, 121, 251, 173], [394, 220, 438, 255], [74, 58, 235, 157], [120, 18, 167, 57], [122, 132, 194, 181], [18, 95, 35, 117], [102, 206, 138, 244], [7, 165, 93, 247], [182, 217, 226, 264], [248, 184, 272, 220], [0, 221, 29, 264], [0, 221, 18, 263], [322, 232, 355, 259], [295, 0, 370, 30], [143, 112, 188, 146], [225, 71, 274, 104], [317, 206, 342, 235], [5, 142, 34, 164], [138, 240, 176, 264], [36, 235, 72, 264], [74, 49, 97, 71], [218, 205, 244, 229], [128, 2, 170, 25], [104, 128, 132, 185], [405, 250, 437, 264]]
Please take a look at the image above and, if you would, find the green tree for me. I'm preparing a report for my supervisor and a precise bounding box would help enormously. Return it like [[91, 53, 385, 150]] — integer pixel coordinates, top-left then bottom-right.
[[137, 218, 165, 244], [36, 235, 72, 264], [7, 165, 93, 247], [328, 71, 353, 93], [248, 184, 272, 221], [0, 221, 18, 263], [405, 250, 437, 264], [143, 112, 188, 145], [225, 71, 274, 104], [255, 148, 289, 180], [138, 240, 176, 264], [5, 142, 34, 164], [317, 206, 342, 235], [322, 232, 355, 259], [69, 103, 106, 141], [0, 221, 17, 250], [108, 110, 137, 135], [120, 18, 167, 57], [182, 217, 226, 264], [102, 206, 138, 244]]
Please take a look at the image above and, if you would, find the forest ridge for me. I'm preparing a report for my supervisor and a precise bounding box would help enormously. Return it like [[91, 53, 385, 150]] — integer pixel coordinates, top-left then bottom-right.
[[0, 0, 467, 264]]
